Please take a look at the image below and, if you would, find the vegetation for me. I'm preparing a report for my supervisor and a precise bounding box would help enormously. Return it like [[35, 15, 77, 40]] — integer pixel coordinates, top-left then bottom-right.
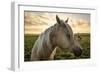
[[24, 33, 90, 61]]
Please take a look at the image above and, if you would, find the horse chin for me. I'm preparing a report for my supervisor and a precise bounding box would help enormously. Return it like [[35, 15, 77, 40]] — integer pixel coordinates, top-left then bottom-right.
[[73, 48, 82, 57]]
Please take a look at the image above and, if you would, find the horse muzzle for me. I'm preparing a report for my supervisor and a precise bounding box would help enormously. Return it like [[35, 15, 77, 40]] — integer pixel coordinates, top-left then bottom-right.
[[73, 47, 82, 57]]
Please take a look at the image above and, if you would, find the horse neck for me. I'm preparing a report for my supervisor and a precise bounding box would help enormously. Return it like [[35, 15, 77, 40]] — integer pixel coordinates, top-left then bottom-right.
[[40, 27, 56, 59]]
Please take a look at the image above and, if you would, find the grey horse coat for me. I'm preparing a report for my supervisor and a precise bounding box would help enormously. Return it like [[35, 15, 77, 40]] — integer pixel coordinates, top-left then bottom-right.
[[31, 15, 82, 61]]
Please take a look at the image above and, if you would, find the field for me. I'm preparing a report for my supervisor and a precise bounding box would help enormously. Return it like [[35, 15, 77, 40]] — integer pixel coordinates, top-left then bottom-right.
[[24, 33, 90, 61]]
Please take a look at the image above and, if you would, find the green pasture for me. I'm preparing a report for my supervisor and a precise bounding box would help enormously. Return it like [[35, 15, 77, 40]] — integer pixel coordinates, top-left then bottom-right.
[[24, 33, 90, 61]]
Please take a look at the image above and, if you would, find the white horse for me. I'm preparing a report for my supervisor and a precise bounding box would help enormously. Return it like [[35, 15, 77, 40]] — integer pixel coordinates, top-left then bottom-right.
[[31, 15, 82, 61]]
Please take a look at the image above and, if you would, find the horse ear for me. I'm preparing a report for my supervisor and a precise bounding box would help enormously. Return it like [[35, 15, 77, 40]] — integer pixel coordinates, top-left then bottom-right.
[[65, 18, 69, 23], [56, 15, 61, 24]]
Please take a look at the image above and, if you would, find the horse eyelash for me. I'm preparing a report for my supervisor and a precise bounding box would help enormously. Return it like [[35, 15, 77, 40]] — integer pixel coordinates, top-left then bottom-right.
[[66, 33, 70, 39], [64, 28, 70, 39]]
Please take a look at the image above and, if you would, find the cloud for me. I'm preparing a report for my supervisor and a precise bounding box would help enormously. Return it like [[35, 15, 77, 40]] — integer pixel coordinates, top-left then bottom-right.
[[24, 12, 49, 26], [69, 19, 90, 33], [24, 11, 90, 34]]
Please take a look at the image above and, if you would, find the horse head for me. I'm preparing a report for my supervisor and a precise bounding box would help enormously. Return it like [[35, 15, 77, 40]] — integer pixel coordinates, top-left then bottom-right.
[[50, 15, 82, 57]]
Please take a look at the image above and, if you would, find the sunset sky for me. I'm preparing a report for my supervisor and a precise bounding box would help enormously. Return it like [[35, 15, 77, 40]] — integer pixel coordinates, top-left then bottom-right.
[[24, 11, 90, 35]]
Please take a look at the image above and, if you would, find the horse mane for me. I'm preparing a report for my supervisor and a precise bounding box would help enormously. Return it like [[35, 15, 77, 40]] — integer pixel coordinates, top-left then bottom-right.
[[31, 24, 58, 60]]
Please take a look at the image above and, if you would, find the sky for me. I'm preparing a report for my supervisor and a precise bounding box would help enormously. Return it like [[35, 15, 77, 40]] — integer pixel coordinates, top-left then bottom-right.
[[24, 11, 90, 35]]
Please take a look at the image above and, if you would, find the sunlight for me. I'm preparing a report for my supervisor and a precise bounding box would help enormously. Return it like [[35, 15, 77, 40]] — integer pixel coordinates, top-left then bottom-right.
[[24, 11, 90, 34]]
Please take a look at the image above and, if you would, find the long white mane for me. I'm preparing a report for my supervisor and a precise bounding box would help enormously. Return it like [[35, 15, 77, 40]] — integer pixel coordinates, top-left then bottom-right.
[[31, 26, 56, 61]]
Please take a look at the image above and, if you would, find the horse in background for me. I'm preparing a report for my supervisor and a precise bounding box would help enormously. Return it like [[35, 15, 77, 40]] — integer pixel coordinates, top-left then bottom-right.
[[31, 15, 82, 61]]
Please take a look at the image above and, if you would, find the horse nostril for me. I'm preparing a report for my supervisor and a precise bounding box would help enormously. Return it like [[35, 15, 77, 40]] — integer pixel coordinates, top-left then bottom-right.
[[73, 48, 82, 57]]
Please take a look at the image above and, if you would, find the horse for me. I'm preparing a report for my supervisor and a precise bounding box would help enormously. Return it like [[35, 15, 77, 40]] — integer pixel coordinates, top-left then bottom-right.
[[31, 15, 82, 61]]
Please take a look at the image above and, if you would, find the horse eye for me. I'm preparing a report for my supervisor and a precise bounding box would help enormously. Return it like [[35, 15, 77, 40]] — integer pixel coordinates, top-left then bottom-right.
[[66, 34, 70, 39]]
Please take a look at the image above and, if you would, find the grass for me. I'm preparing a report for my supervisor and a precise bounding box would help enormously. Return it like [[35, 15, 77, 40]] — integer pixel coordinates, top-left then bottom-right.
[[24, 33, 90, 61], [24, 35, 38, 61]]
